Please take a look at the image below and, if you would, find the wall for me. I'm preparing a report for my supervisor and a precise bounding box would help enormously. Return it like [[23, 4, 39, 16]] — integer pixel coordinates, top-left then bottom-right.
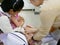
[[23, 0, 35, 9], [19, 11, 41, 29]]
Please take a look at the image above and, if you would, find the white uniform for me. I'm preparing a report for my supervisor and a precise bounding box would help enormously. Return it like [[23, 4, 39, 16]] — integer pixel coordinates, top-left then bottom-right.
[[0, 11, 28, 45], [33, 0, 60, 45], [0, 32, 28, 45], [7, 32, 28, 45]]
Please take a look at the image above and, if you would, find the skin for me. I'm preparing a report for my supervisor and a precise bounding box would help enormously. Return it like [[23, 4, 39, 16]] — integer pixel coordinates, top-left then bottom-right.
[[30, 0, 44, 6], [8, 9, 37, 42], [8, 9, 24, 27]]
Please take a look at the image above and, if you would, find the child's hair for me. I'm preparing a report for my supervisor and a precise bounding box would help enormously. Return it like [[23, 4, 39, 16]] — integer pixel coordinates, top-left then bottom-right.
[[1, 0, 24, 12]]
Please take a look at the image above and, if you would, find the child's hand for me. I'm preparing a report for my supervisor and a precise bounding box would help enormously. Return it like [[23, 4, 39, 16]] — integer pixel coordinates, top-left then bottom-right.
[[25, 32, 33, 41], [24, 25, 37, 33]]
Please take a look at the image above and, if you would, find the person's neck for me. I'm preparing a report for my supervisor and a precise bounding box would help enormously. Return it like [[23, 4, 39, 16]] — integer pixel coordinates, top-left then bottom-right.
[[8, 12, 15, 16]]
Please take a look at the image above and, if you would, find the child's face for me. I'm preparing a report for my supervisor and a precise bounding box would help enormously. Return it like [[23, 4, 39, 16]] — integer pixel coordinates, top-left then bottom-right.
[[8, 9, 20, 16]]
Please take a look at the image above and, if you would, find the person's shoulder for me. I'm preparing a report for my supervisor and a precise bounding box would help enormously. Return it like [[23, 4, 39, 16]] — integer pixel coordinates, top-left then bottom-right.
[[0, 15, 8, 19], [0, 15, 9, 22]]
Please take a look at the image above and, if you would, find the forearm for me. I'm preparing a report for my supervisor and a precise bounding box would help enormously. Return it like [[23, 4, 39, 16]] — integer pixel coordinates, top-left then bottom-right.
[[17, 16, 24, 27], [10, 16, 24, 27], [17, 18, 24, 27], [33, 27, 50, 41], [18, 21, 24, 27]]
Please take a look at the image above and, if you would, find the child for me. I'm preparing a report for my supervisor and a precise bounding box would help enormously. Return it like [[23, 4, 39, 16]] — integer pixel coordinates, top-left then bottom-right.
[[10, 14, 24, 29], [7, 27, 37, 45], [10, 14, 38, 45], [0, 0, 24, 33], [0, 0, 38, 45], [0, 0, 29, 45]]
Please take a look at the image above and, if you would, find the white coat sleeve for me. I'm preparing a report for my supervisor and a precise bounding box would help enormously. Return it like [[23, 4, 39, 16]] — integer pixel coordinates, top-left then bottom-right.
[[0, 16, 14, 33], [0, 16, 25, 33]]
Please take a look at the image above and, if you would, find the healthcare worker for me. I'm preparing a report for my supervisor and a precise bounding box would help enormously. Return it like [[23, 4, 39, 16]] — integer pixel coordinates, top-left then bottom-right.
[[30, 0, 60, 45], [0, 0, 28, 45]]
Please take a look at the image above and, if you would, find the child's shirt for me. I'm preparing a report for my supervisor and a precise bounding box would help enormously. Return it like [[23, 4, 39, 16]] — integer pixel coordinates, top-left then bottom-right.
[[10, 14, 18, 29]]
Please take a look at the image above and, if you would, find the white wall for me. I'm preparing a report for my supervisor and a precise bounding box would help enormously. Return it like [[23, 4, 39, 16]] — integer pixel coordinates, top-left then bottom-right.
[[19, 11, 41, 29], [23, 0, 35, 9]]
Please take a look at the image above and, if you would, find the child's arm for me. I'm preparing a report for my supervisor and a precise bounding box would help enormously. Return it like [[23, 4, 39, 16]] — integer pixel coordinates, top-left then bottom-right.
[[24, 25, 37, 33], [10, 16, 24, 27], [17, 16, 24, 22], [17, 16, 24, 26]]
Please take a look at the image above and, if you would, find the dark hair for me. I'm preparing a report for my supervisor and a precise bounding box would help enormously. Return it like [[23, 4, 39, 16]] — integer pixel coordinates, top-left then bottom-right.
[[1, 0, 24, 12]]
